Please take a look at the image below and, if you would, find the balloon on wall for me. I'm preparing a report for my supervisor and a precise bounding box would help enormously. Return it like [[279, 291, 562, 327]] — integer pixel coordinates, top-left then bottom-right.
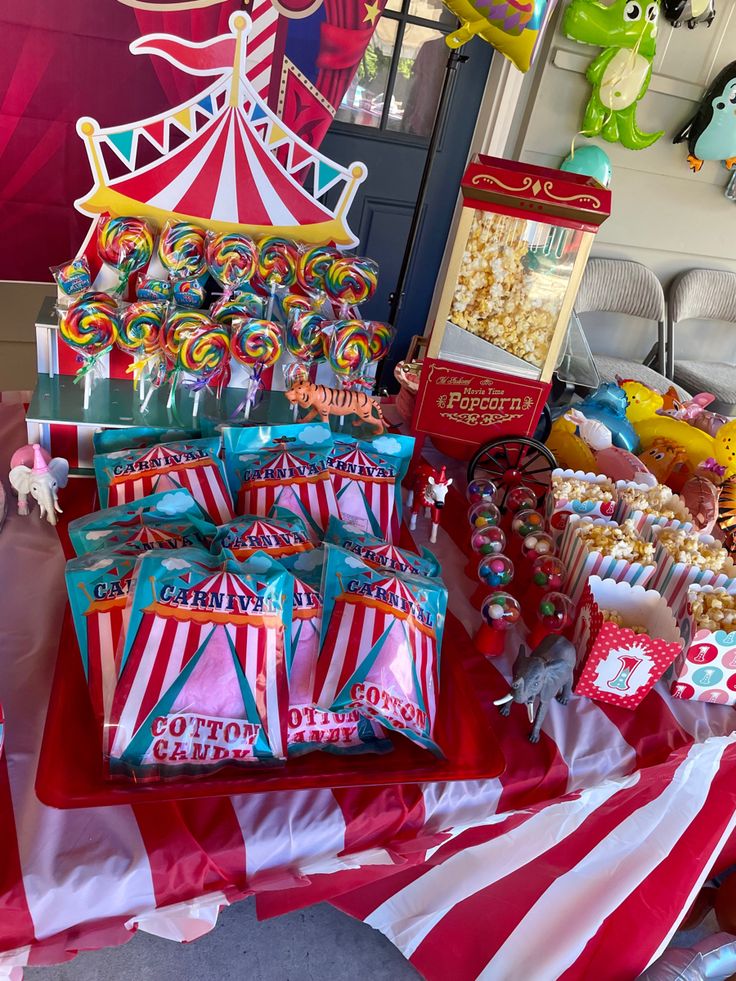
[[663, 0, 716, 29], [443, 0, 559, 72], [562, 0, 663, 151], [560, 145, 612, 186], [673, 60, 736, 172]]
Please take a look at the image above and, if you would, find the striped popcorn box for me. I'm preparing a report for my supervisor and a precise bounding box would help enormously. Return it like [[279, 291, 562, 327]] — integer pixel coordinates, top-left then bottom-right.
[[560, 515, 657, 608], [670, 586, 736, 705], [614, 480, 693, 537], [547, 470, 617, 547], [574, 576, 683, 709], [649, 527, 736, 619]]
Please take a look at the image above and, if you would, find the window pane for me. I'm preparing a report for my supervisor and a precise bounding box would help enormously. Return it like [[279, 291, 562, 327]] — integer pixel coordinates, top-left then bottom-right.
[[385, 25, 447, 137], [334, 20, 399, 129], [406, 0, 456, 26], [384, 0, 403, 11]]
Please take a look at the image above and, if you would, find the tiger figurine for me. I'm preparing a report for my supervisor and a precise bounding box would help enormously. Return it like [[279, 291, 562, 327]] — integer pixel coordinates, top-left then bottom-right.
[[285, 382, 385, 435]]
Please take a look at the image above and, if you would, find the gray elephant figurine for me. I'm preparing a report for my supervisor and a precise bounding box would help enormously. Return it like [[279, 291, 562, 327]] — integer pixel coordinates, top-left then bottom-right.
[[9, 444, 69, 526], [494, 635, 576, 743]]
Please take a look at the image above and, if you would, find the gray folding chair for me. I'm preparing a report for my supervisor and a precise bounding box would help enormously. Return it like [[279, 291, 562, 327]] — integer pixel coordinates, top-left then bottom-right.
[[575, 258, 689, 399], [668, 269, 736, 414]]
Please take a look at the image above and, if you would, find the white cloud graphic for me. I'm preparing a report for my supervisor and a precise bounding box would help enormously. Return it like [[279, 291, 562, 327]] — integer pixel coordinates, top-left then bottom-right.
[[155, 491, 196, 516], [85, 529, 111, 541], [161, 557, 191, 571], [84, 557, 113, 572], [293, 547, 323, 572], [300, 425, 332, 445], [344, 555, 365, 569], [372, 436, 401, 456]]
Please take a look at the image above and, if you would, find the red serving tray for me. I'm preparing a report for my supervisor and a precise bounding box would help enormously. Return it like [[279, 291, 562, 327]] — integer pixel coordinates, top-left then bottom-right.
[[36, 607, 505, 808]]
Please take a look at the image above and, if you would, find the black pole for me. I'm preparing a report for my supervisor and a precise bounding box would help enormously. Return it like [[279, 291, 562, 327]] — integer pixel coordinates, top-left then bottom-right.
[[387, 44, 468, 329]]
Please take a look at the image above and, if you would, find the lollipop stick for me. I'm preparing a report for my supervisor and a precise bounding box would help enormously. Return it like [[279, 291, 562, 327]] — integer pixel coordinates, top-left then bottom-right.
[[167, 373, 177, 410], [48, 330, 55, 379], [139, 371, 146, 404], [266, 283, 276, 321], [192, 389, 201, 418], [83, 372, 91, 411], [141, 385, 155, 413]]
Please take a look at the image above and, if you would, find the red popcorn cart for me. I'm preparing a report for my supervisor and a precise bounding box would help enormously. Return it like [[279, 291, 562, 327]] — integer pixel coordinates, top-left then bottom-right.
[[412, 154, 611, 503]]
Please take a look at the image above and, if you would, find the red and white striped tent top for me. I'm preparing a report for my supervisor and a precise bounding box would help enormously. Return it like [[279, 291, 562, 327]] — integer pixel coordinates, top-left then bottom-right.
[[223, 517, 312, 560], [5, 412, 736, 980], [237, 447, 338, 540], [104, 444, 233, 525], [110, 567, 285, 763], [330, 444, 399, 541]]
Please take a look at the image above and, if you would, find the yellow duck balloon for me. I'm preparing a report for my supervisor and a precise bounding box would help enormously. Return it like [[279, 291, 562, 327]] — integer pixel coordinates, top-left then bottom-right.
[[443, 0, 558, 72]]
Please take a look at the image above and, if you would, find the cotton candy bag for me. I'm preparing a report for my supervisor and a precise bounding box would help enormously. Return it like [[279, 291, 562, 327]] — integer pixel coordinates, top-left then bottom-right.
[[93, 426, 198, 455], [328, 434, 414, 541], [248, 549, 389, 756], [211, 507, 313, 566], [108, 547, 290, 776], [324, 516, 440, 578], [314, 544, 447, 755], [69, 489, 216, 556], [66, 549, 139, 729], [222, 422, 338, 542], [94, 436, 234, 524]]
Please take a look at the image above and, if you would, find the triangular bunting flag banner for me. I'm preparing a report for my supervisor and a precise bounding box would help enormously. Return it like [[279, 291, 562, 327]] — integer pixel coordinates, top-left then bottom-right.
[[197, 94, 213, 114], [142, 118, 166, 151], [172, 107, 192, 132], [107, 129, 135, 165], [268, 122, 288, 147], [289, 142, 314, 174], [314, 160, 342, 196], [251, 104, 268, 123]]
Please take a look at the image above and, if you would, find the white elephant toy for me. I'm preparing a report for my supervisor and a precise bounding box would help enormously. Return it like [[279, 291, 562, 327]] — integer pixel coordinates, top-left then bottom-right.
[[9, 444, 69, 526]]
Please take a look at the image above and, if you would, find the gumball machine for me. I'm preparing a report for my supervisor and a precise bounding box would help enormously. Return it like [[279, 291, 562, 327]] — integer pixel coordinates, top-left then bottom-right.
[[531, 554, 566, 593], [467, 478, 497, 506], [527, 591, 575, 647], [468, 501, 501, 531], [478, 554, 514, 591], [504, 485, 537, 516], [474, 592, 521, 657], [516, 529, 555, 592], [508, 508, 545, 562], [466, 504, 504, 577]]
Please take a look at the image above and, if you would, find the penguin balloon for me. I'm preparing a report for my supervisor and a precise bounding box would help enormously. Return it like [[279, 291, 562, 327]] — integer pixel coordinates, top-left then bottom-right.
[[674, 60, 736, 172], [663, 0, 715, 28]]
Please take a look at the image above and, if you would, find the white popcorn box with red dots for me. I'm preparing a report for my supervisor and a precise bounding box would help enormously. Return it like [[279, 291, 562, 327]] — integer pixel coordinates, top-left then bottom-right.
[[670, 586, 736, 705], [647, 528, 736, 620], [574, 576, 683, 709], [613, 480, 693, 537], [546, 469, 617, 547], [560, 515, 657, 608]]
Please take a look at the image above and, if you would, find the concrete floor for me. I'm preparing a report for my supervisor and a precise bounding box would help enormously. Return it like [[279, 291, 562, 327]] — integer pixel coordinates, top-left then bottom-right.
[[24, 900, 419, 981]]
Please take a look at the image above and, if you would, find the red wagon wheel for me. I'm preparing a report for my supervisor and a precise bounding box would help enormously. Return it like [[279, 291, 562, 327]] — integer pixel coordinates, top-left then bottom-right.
[[467, 436, 557, 509]]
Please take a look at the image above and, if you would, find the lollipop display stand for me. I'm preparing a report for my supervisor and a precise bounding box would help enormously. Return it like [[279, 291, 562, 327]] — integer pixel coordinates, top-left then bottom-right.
[[28, 296, 290, 470]]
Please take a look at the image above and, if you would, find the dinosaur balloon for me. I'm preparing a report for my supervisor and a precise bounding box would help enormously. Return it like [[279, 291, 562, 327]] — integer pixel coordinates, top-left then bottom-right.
[[562, 0, 663, 151]]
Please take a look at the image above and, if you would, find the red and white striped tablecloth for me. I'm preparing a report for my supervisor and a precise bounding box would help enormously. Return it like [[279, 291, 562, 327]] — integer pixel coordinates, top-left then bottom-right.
[[1, 398, 735, 981]]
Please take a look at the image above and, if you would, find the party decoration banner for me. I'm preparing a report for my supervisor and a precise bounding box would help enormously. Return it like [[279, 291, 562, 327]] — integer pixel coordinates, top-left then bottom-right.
[[0, 0, 385, 280], [442, 0, 558, 73]]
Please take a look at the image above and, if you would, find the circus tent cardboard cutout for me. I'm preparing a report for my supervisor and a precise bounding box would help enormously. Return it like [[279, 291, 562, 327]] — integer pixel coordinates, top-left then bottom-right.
[[75, 11, 367, 255]]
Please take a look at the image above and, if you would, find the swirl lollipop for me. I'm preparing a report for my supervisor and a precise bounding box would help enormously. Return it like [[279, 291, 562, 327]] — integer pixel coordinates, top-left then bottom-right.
[[60, 292, 119, 408], [178, 325, 231, 412], [368, 321, 394, 363], [281, 292, 313, 321], [119, 301, 166, 399], [205, 232, 257, 292], [97, 216, 153, 294], [325, 319, 371, 385], [286, 312, 325, 362], [258, 236, 298, 289], [297, 245, 339, 295], [231, 318, 283, 418], [161, 309, 212, 367], [211, 292, 264, 326], [325, 256, 378, 314], [158, 221, 207, 280]]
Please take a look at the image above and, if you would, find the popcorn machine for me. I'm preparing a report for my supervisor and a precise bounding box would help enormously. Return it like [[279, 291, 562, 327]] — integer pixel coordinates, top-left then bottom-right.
[[411, 154, 611, 500]]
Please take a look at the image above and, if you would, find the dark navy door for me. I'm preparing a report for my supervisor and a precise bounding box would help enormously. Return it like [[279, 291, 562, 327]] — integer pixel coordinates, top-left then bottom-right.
[[320, 0, 493, 386]]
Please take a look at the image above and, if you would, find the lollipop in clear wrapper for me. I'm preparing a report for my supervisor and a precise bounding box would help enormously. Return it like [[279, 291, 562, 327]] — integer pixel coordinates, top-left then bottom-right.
[[158, 221, 207, 280], [119, 300, 166, 401], [231, 317, 283, 418], [258, 236, 299, 319], [60, 291, 119, 409], [297, 245, 339, 297], [177, 323, 231, 412], [205, 231, 257, 293], [160, 309, 213, 409], [281, 293, 313, 321], [137, 277, 172, 302], [97, 216, 154, 294], [368, 321, 393, 362], [325, 256, 378, 315]]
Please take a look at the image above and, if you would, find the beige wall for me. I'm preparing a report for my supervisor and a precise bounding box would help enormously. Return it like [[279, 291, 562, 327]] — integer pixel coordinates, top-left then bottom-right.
[[0, 283, 52, 391]]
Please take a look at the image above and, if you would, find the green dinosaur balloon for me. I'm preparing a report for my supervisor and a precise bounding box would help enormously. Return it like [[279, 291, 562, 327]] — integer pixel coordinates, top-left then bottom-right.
[[563, 0, 664, 151]]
